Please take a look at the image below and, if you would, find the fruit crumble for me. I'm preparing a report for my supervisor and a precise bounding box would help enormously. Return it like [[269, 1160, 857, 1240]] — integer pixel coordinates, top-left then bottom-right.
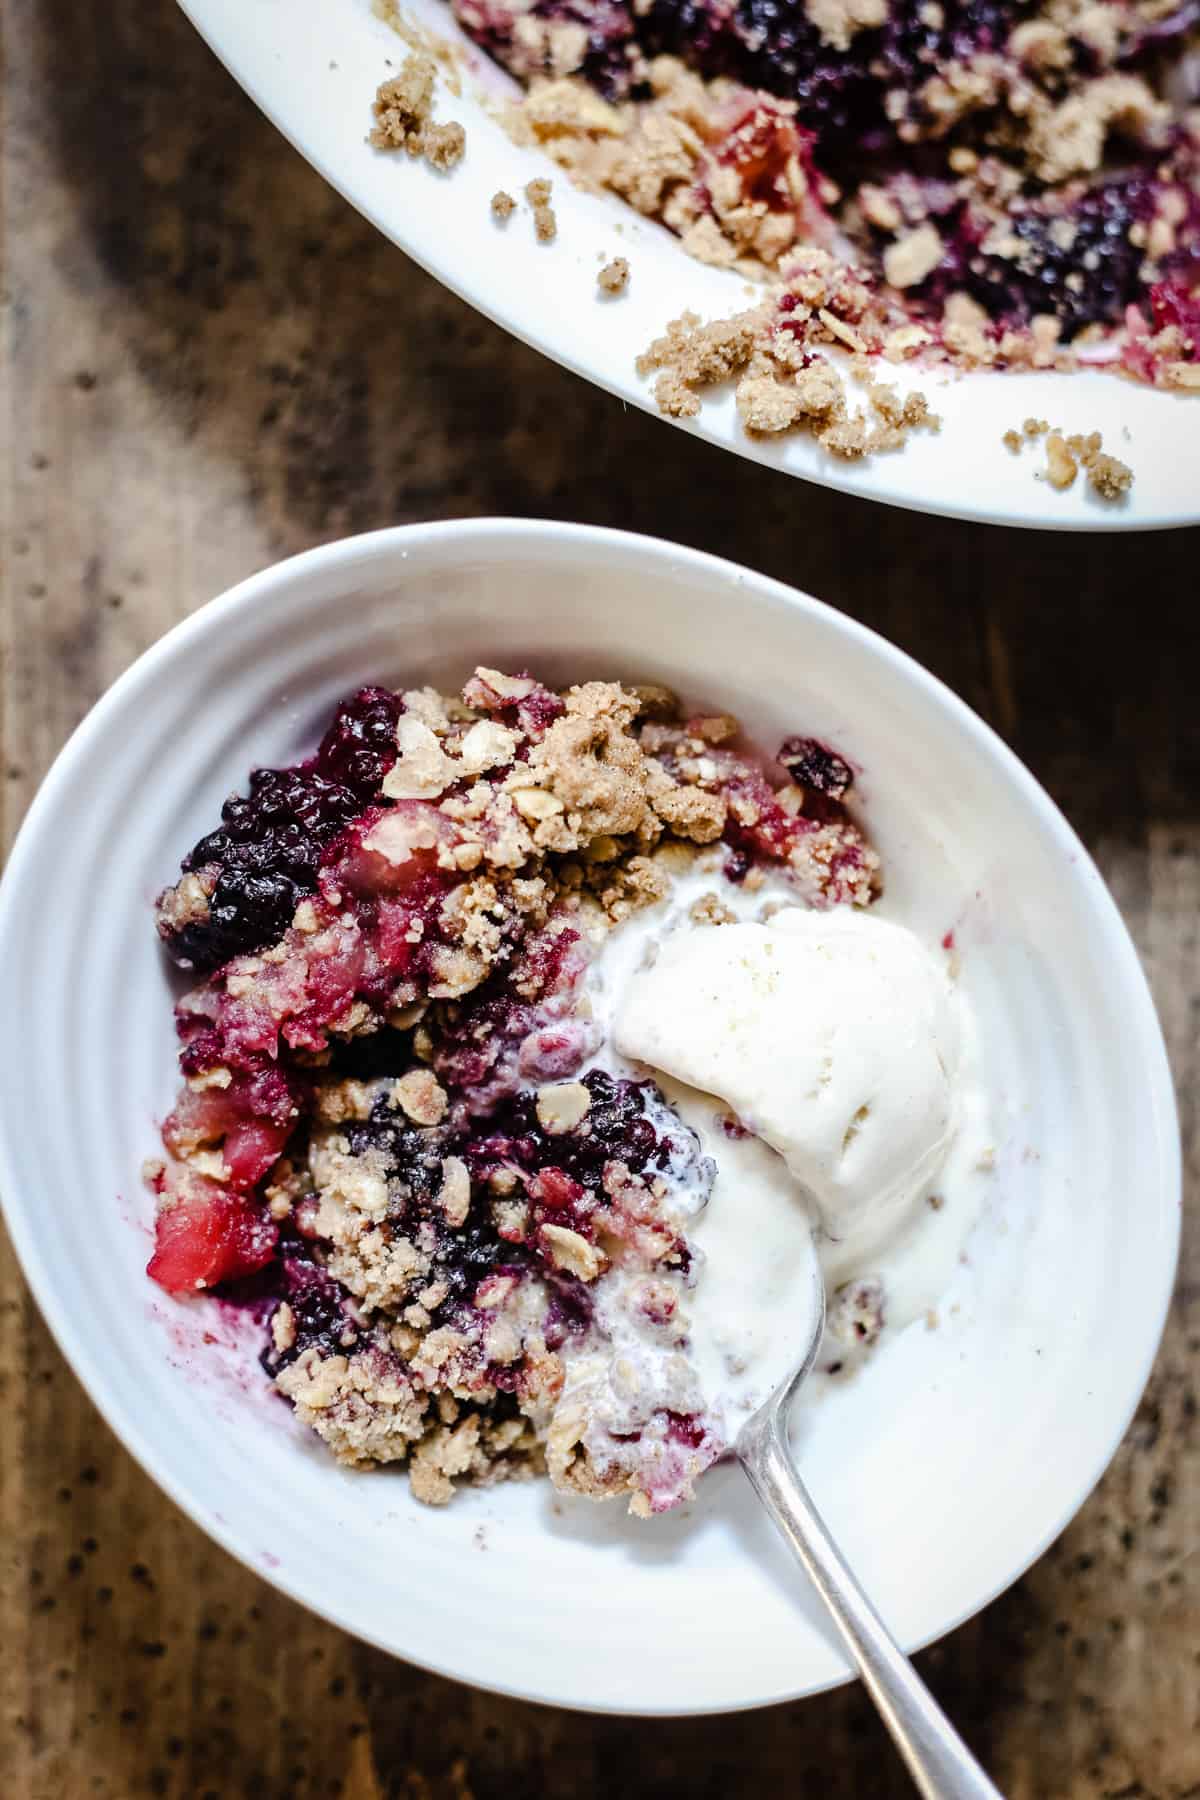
[[146, 670, 886, 1514], [371, 0, 1200, 409], [456, 0, 1200, 387]]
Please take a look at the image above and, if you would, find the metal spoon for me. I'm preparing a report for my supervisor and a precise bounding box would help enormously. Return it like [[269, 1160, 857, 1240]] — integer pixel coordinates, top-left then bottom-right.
[[737, 1266, 1004, 1800]]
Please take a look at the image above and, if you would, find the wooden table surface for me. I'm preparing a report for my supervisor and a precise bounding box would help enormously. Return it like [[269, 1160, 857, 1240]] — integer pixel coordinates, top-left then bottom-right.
[[1, 3, 1197, 1795]]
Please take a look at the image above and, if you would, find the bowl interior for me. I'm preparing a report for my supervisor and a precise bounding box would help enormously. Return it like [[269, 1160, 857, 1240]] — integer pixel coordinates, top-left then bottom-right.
[[177, 0, 1200, 531], [0, 521, 1179, 1714]]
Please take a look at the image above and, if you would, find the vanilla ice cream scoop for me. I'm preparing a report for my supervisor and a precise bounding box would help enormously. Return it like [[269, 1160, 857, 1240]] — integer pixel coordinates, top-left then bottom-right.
[[614, 907, 960, 1273]]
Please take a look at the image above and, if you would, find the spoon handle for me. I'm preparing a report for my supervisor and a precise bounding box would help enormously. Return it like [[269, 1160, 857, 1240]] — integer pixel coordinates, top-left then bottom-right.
[[739, 1411, 1004, 1800]]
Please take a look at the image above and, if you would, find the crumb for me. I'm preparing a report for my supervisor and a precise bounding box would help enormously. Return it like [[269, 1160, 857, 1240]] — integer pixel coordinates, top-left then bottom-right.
[[438, 1157, 472, 1228], [882, 224, 944, 291], [423, 121, 466, 171], [597, 256, 630, 295], [689, 893, 736, 926], [389, 1069, 449, 1126], [370, 54, 464, 174], [370, 55, 436, 151], [1002, 428, 1022, 453], [806, 0, 887, 50], [491, 189, 516, 220], [1085, 449, 1133, 499], [637, 306, 768, 417], [1037, 424, 1132, 498], [828, 1278, 886, 1351], [522, 179, 558, 241], [1024, 418, 1049, 437]]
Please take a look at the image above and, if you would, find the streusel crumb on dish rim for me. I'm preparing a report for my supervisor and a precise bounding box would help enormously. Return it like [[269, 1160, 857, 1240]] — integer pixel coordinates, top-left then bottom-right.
[[146, 669, 881, 1517]]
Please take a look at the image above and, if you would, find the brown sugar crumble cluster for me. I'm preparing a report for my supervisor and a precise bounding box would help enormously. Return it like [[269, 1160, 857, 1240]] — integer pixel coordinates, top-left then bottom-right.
[[146, 670, 878, 1516], [370, 53, 466, 170], [1003, 414, 1133, 496], [488, 182, 558, 238], [598, 255, 631, 293], [525, 176, 559, 239], [634, 251, 942, 454]]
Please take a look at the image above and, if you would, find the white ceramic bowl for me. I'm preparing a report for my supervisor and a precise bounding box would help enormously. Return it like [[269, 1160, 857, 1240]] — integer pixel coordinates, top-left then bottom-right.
[[0, 520, 1179, 1715], [178, 0, 1199, 532]]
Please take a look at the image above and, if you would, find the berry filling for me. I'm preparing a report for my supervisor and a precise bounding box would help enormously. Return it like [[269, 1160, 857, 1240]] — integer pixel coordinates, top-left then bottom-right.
[[159, 687, 403, 973]]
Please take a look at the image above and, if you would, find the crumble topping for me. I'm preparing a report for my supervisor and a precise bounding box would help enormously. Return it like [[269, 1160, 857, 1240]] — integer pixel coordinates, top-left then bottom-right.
[[391, 1068, 450, 1125], [806, 0, 890, 52], [491, 187, 517, 218], [883, 224, 945, 291], [148, 671, 881, 1513], [635, 260, 942, 452], [828, 1276, 886, 1353], [525, 175, 559, 239], [371, 54, 467, 171], [597, 255, 631, 293], [424, 119, 468, 169], [1004, 419, 1134, 496]]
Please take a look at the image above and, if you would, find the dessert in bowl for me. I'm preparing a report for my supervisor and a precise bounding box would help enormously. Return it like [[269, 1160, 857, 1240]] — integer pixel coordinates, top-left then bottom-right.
[[0, 521, 1178, 1712], [147, 661, 988, 1516]]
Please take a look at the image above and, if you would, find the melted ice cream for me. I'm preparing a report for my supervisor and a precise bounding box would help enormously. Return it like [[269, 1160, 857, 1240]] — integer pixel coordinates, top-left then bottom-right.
[[615, 907, 961, 1273], [571, 865, 988, 1436]]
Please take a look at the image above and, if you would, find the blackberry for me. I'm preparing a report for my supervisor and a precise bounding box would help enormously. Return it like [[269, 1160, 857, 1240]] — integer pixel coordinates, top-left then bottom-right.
[[578, 1070, 662, 1171], [880, 0, 1018, 102], [638, 0, 889, 166], [959, 171, 1157, 338], [777, 735, 853, 798], [640, 0, 1021, 171], [636, 0, 737, 71], [345, 1108, 449, 1212], [257, 1242, 356, 1376], [484, 1070, 673, 1184], [164, 686, 403, 972], [463, 0, 637, 96], [329, 1105, 512, 1302], [173, 768, 361, 970], [436, 1220, 512, 1303], [313, 684, 405, 792]]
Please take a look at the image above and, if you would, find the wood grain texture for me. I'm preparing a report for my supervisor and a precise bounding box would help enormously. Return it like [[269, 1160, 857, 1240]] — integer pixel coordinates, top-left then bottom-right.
[[0, 2, 1196, 1795]]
